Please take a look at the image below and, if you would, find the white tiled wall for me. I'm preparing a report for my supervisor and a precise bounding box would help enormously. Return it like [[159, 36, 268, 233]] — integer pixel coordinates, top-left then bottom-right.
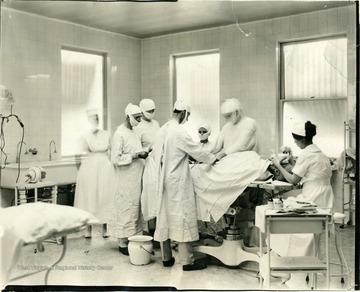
[[0, 8, 141, 163], [0, 5, 356, 165], [141, 5, 357, 156]]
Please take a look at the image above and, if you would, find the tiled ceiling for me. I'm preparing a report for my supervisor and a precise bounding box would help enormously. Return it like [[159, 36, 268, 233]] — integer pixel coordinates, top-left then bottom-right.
[[2, 0, 355, 38]]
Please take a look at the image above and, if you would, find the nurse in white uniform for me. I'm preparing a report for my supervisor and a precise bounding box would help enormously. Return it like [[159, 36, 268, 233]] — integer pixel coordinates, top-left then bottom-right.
[[74, 109, 112, 238], [111, 103, 148, 255], [271, 120, 334, 256]]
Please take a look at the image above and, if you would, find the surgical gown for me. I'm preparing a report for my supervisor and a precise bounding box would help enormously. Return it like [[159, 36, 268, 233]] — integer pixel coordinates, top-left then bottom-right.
[[154, 120, 216, 243], [270, 144, 334, 256], [213, 116, 258, 154], [111, 124, 145, 238], [134, 119, 160, 151]]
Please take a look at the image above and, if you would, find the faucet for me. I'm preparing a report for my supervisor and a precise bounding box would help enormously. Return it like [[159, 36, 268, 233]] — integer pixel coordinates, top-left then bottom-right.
[[16, 141, 28, 163], [49, 140, 57, 161]]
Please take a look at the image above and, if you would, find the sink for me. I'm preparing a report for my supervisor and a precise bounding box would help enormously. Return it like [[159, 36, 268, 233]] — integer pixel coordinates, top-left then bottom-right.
[[0, 158, 81, 188]]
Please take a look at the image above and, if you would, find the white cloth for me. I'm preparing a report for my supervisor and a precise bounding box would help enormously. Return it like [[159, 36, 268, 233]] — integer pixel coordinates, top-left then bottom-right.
[[74, 129, 113, 222], [0, 203, 98, 285], [154, 120, 216, 243], [213, 116, 258, 154], [191, 151, 270, 222], [134, 119, 160, 152], [111, 124, 145, 238], [270, 144, 334, 257]]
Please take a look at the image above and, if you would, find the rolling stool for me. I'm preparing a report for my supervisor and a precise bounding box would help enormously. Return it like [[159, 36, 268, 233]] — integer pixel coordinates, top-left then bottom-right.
[[306, 212, 351, 288]]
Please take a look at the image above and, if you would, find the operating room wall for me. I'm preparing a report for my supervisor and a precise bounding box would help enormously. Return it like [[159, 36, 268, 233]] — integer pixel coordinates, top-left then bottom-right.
[[0, 7, 141, 163], [140, 5, 357, 157]]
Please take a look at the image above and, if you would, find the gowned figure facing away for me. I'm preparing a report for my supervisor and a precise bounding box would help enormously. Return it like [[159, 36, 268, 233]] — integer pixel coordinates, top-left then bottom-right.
[[134, 98, 161, 152], [271, 121, 334, 256], [154, 100, 217, 271], [212, 98, 258, 160], [74, 109, 112, 238], [111, 103, 149, 256]]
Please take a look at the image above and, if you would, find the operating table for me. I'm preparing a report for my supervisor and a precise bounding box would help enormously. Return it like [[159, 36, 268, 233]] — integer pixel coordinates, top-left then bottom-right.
[[193, 180, 294, 267]]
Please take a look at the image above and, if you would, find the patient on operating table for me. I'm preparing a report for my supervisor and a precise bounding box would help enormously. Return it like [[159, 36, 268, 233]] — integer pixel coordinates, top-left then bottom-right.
[[268, 146, 294, 181]]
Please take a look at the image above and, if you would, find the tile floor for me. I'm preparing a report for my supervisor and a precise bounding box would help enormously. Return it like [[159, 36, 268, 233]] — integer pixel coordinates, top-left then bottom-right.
[[5, 224, 356, 291]]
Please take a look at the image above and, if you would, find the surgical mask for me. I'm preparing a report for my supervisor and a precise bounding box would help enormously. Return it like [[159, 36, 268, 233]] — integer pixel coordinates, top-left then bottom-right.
[[198, 131, 210, 141], [129, 115, 140, 127], [143, 111, 154, 120], [228, 112, 238, 125]]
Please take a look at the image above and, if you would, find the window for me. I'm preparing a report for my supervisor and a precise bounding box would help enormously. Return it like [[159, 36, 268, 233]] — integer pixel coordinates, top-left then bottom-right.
[[61, 49, 105, 156], [280, 37, 347, 157], [174, 52, 220, 142]]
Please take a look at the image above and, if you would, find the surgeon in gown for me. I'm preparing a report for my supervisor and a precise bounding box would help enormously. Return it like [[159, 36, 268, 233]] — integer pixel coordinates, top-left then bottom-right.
[[154, 100, 217, 271], [190, 98, 269, 224], [270, 121, 334, 257], [135, 99, 160, 235], [134, 98, 160, 152], [74, 109, 112, 238], [212, 98, 259, 160], [111, 103, 149, 256]]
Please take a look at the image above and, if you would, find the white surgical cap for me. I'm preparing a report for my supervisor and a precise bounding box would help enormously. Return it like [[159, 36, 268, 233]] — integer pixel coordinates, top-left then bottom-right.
[[86, 108, 98, 117], [125, 103, 142, 116], [198, 122, 211, 132], [173, 100, 187, 111], [140, 99, 155, 112], [292, 122, 306, 137], [221, 98, 242, 115]]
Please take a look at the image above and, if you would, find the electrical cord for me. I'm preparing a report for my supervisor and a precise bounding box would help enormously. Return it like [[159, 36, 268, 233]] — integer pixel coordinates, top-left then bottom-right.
[[0, 105, 25, 206]]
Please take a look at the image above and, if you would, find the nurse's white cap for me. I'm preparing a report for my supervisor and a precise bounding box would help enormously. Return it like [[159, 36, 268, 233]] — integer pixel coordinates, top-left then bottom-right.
[[140, 99, 155, 112], [125, 103, 142, 116], [292, 122, 306, 137]]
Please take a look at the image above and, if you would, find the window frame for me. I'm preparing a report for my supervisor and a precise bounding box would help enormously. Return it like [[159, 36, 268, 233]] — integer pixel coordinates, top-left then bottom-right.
[[61, 46, 108, 157], [277, 35, 348, 152]]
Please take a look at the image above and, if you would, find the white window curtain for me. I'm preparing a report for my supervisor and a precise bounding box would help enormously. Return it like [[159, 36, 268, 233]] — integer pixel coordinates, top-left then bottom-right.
[[283, 37, 347, 99], [61, 49, 103, 156], [281, 37, 347, 158], [175, 53, 220, 142]]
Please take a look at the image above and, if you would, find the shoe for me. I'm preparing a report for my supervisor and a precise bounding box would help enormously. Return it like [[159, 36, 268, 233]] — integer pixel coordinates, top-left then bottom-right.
[[119, 246, 129, 256], [153, 240, 161, 250], [182, 260, 207, 271], [163, 257, 175, 267], [102, 224, 109, 238]]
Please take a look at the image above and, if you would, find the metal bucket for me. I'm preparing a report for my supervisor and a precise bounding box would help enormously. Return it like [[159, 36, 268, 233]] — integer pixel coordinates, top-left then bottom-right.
[[128, 235, 154, 265]]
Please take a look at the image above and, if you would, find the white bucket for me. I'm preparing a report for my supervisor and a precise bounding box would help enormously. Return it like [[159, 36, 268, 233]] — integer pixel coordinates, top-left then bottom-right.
[[128, 235, 154, 265]]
